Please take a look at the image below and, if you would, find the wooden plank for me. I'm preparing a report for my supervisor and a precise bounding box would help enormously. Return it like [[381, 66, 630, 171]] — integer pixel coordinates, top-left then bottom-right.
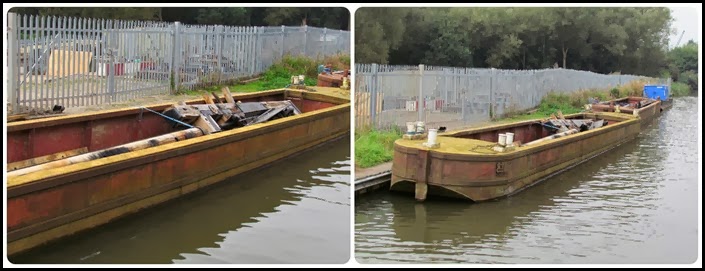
[[7, 147, 89, 171], [211, 91, 222, 104], [46, 49, 93, 79], [222, 86, 235, 104], [355, 91, 383, 129], [7, 114, 29, 122], [202, 93, 215, 104]]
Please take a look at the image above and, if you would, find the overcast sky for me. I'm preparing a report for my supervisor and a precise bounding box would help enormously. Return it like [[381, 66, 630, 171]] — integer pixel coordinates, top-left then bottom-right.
[[668, 7, 700, 48]]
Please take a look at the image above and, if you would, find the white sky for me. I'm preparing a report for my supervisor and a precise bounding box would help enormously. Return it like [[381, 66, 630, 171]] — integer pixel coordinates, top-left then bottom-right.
[[668, 6, 701, 48]]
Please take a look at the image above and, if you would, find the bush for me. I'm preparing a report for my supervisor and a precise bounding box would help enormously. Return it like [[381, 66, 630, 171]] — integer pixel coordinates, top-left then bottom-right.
[[679, 70, 698, 94], [671, 82, 691, 97], [610, 87, 620, 98]]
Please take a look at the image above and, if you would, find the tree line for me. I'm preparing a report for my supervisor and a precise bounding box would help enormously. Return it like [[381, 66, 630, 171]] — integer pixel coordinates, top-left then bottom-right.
[[355, 7, 695, 79], [10, 7, 350, 30]]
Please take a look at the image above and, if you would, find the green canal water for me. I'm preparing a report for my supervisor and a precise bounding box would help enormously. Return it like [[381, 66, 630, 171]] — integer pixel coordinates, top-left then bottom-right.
[[10, 137, 351, 264], [355, 97, 700, 264]]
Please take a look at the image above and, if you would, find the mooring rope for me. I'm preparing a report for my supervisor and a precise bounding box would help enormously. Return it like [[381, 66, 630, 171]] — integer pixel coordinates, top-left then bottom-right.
[[137, 106, 197, 129]]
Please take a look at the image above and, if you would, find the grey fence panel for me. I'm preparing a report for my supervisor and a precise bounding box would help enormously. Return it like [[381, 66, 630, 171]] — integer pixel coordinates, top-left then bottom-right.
[[8, 13, 350, 113], [356, 63, 669, 130]]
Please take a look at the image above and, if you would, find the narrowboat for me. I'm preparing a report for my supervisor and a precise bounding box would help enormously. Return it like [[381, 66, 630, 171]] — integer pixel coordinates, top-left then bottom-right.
[[6, 87, 350, 256], [390, 111, 642, 202]]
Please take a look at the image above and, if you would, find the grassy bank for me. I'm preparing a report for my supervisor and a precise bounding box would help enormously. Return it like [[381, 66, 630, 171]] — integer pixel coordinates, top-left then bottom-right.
[[177, 53, 350, 95], [354, 127, 404, 168], [502, 80, 649, 122]]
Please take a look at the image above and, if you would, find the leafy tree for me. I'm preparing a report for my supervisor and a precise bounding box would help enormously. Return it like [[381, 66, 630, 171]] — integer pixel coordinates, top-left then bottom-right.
[[195, 7, 249, 26], [355, 7, 408, 63]]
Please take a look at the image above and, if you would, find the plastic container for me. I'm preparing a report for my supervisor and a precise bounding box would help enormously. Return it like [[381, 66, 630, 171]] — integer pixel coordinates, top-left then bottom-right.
[[406, 122, 416, 134], [428, 129, 438, 145], [416, 121, 425, 134], [643, 85, 669, 101], [506, 132, 514, 146], [498, 133, 507, 146]]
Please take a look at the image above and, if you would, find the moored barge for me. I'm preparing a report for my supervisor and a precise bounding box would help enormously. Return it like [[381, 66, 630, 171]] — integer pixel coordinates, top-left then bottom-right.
[[6, 87, 350, 256], [390, 111, 641, 202]]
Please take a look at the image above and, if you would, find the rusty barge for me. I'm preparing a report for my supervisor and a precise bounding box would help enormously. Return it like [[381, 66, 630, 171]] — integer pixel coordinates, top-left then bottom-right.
[[390, 109, 651, 202], [588, 96, 662, 125], [6, 87, 350, 256]]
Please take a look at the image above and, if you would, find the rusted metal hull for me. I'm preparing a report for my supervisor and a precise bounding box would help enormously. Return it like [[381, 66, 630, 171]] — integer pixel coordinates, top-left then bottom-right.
[[317, 72, 348, 88], [390, 112, 641, 202], [589, 96, 662, 126], [6, 88, 350, 256]]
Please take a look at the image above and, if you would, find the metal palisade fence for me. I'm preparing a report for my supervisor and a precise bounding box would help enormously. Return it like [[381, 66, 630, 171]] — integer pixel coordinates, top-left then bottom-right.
[[6, 12, 350, 113], [355, 63, 670, 130]]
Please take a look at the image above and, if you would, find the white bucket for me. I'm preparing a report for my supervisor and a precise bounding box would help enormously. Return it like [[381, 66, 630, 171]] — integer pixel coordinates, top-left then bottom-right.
[[416, 121, 425, 133], [406, 122, 416, 134], [505, 132, 514, 146], [498, 133, 507, 146], [428, 129, 438, 145]]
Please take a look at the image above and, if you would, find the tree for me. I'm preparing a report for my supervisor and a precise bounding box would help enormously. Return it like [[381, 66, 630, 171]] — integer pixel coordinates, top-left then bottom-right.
[[669, 40, 698, 73], [354, 8, 408, 63], [195, 7, 249, 26]]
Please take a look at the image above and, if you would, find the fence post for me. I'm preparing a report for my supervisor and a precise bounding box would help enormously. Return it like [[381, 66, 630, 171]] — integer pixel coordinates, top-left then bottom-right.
[[443, 68, 448, 106], [370, 63, 378, 129], [8, 12, 19, 113], [251, 27, 257, 75], [489, 68, 495, 119], [255, 26, 261, 73], [171, 21, 181, 94], [107, 26, 116, 103], [280, 25, 285, 60], [217, 25, 225, 84], [303, 25, 308, 57], [418, 64, 425, 122], [322, 27, 327, 56]]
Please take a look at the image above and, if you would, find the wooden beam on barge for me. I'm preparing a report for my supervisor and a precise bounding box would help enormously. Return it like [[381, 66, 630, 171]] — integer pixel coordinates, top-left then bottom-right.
[[7, 128, 204, 178], [7, 147, 89, 172]]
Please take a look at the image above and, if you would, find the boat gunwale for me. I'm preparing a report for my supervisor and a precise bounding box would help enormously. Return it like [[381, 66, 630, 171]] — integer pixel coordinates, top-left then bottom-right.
[[393, 112, 639, 162], [6, 88, 349, 132], [591, 96, 662, 113], [7, 90, 350, 192]]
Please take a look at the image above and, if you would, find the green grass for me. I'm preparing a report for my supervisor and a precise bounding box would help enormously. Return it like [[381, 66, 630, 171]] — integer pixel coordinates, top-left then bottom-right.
[[175, 54, 350, 95], [502, 80, 653, 122], [502, 92, 585, 122], [354, 128, 404, 168], [671, 81, 691, 97]]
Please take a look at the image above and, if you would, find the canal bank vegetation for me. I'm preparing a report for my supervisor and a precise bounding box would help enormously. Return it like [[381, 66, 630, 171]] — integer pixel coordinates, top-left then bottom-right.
[[175, 53, 350, 96], [355, 127, 404, 168], [502, 80, 649, 122], [670, 82, 692, 97], [665, 40, 698, 96]]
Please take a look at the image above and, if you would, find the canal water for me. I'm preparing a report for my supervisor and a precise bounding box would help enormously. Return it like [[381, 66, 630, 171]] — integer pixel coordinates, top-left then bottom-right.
[[11, 138, 351, 264], [355, 97, 699, 264]]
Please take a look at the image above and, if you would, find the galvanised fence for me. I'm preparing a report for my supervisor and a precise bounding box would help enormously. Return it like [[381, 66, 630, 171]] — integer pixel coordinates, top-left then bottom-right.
[[355, 63, 670, 130], [6, 12, 350, 113]]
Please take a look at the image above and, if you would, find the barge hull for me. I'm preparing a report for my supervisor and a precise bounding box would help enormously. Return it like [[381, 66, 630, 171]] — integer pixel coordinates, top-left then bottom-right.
[[390, 113, 641, 202], [7, 89, 350, 256]]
